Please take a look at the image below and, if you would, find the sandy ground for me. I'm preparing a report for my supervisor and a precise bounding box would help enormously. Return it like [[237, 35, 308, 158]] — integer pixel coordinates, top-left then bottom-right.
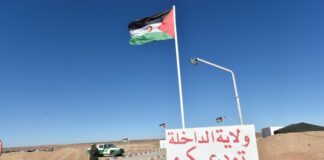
[[0, 146, 89, 160], [0, 140, 159, 160], [257, 131, 324, 160], [1, 132, 324, 160]]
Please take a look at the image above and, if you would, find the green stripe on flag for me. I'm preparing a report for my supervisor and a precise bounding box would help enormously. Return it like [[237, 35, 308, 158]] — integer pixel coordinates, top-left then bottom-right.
[[129, 32, 173, 45]]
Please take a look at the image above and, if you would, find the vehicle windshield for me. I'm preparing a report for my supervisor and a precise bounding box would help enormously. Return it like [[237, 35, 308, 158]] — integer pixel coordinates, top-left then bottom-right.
[[105, 144, 116, 148], [98, 144, 104, 148]]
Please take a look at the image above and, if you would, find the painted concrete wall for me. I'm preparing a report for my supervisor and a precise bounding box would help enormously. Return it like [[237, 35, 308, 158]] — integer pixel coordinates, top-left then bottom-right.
[[159, 140, 166, 149], [261, 127, 283, 137]]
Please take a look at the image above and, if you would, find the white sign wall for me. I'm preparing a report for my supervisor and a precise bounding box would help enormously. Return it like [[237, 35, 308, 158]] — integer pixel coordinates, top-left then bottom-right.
[[165, 125, 259, 160]]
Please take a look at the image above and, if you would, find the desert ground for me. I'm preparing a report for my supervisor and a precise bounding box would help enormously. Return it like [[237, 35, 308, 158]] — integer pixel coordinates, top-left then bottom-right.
[[1, 131, 324, 160], [0, 140, 161, 160], [258, 131, 324, 160]]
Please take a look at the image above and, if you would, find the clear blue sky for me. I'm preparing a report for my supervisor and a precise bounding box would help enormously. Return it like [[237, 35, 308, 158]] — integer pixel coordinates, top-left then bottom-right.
[[1, 0, 324, 147]]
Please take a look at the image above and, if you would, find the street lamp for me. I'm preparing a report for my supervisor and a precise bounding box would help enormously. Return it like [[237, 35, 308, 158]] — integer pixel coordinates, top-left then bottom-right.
[[190, 57, 244, 125]]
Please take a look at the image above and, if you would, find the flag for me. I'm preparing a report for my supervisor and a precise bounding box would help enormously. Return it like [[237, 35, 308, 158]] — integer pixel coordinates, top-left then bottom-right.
[[216, 117, 224, 123], [128, 8, 175, 45], [122, 138, 129, 142], [159, 123, 166, 128]]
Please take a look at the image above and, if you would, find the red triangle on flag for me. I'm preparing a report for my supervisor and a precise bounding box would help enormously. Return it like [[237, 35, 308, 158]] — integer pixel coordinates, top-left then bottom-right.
[[159, 9, 175, 38]]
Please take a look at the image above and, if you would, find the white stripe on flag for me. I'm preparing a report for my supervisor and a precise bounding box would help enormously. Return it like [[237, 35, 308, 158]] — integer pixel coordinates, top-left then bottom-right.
[[130, 23, 162, 37]]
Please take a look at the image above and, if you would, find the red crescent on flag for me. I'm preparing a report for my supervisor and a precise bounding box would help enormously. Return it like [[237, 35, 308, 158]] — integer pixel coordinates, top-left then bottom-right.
[[147, 26, 153, 32]]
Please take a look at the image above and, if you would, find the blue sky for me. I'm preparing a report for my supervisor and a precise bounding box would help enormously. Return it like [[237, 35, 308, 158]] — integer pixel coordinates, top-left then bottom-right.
[[1, 0, 324, 147]]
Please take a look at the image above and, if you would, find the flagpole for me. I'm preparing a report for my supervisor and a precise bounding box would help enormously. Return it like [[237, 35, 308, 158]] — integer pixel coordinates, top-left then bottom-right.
[[128, 139, 130, 153], [172, 5, 185, 129]]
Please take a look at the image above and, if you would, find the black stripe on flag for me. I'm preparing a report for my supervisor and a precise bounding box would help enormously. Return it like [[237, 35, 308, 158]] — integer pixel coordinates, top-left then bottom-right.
[[128, 9, 171, 30]]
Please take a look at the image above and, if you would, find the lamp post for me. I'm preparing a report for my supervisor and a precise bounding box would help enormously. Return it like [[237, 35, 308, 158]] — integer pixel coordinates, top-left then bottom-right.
[[190, 57, 244, 125]]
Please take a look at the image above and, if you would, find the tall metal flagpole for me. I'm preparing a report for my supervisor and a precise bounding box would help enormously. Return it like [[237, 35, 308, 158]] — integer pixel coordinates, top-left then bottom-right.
[[173, 5, 186, 128]]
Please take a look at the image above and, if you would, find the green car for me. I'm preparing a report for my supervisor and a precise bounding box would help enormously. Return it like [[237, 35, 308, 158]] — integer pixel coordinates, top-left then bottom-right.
[[88, 144, 124, 157]]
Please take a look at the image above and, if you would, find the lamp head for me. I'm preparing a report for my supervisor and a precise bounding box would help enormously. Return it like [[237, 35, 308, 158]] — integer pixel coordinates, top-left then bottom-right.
[[190, 58, 198, 65]]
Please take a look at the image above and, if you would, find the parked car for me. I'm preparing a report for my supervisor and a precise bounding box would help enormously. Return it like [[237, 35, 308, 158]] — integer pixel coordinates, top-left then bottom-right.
[[88, 144, 124, 157]]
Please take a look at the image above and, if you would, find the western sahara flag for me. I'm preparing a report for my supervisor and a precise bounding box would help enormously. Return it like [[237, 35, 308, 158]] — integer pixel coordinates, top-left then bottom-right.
[[216, 116, 225, 123], [128, 8, 174, 45], [159, 123, 166, 128]]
